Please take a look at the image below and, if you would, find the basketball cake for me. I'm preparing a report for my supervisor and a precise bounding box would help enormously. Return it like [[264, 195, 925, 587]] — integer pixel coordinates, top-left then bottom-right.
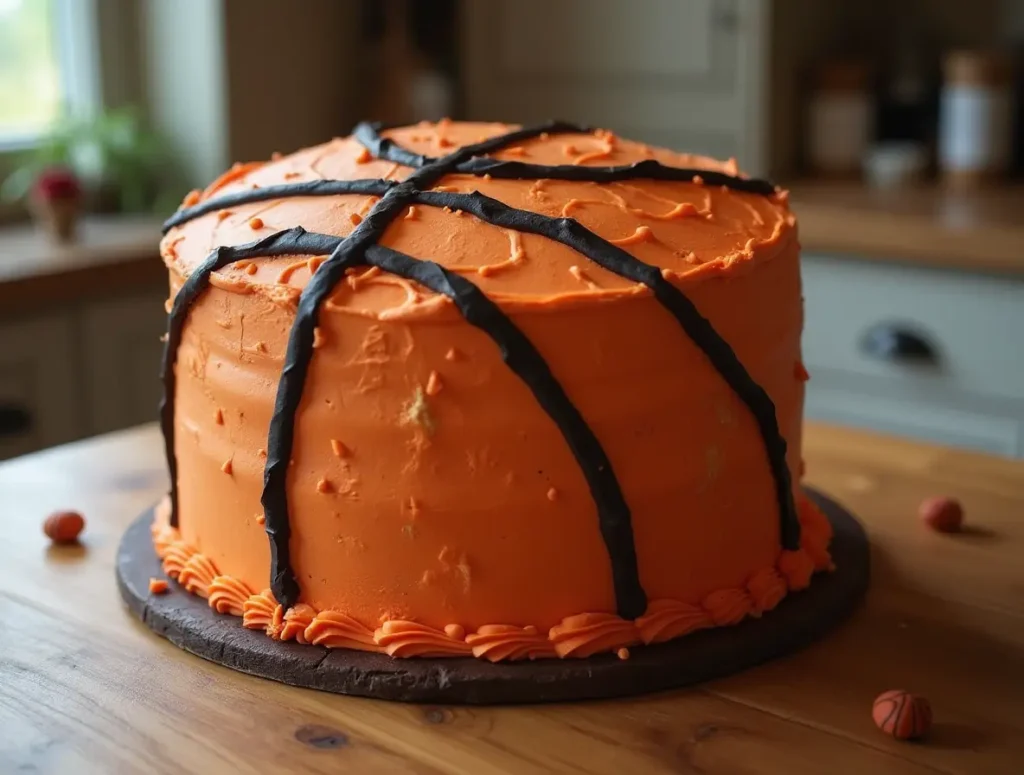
[[150, 119, 836, 665]]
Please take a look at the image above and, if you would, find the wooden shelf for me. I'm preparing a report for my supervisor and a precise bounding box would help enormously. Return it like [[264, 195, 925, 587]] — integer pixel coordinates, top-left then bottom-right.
[[0, 216, 164, 317], [788, 181, 1024, 276]]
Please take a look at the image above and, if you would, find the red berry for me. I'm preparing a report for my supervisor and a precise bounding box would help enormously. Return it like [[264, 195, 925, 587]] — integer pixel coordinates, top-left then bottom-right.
[[44, 510, 85, 544], [919, 497, 963, 533], [873, 690, 932, 740]]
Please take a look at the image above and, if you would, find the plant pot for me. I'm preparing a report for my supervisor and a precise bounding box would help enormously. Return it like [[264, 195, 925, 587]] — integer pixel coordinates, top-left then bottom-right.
[[31, 195, 81, 244]]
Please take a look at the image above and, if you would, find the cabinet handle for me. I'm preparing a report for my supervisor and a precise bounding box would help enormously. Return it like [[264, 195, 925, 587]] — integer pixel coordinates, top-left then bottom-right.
[[860, 323, 938, 364], [0, 403, 32, 438]]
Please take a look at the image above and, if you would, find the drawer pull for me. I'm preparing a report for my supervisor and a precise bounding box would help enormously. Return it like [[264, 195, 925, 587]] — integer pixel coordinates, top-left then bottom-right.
[[861, 324, 938, 364], [0, 404, 32, 438]]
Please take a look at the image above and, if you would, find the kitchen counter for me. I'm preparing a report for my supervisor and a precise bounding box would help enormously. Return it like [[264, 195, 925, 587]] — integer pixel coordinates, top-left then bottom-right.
[[0, 216, 164, 317], [789, 181, 1024, 275], [1, 422, 1022, 774]]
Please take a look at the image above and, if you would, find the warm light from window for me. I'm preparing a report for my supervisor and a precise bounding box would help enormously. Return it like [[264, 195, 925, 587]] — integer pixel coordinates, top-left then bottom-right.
[[0, 0, 62, 141]]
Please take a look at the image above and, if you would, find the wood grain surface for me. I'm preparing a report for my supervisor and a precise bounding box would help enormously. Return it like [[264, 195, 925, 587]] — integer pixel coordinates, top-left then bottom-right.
[[1, 423, 1022, 774], [790, 180, 1024, 275]]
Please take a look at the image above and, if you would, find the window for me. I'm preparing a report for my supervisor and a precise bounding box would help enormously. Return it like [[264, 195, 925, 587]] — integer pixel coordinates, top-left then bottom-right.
[[0, 0, 99, 148]]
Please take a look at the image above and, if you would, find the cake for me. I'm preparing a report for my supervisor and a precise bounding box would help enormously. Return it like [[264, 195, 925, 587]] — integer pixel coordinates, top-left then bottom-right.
[[153, 119, 834, 662]]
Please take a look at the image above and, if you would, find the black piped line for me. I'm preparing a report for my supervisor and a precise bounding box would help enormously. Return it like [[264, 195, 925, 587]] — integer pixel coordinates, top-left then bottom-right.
[[353, 122, 432, 168], [413, 189, 800, 551], [163, 179, 396, 233], [259, 194, 416, 605], [452, 157, 778, 195], [160, 227, 342, 527], [364, 244, 647, 619]]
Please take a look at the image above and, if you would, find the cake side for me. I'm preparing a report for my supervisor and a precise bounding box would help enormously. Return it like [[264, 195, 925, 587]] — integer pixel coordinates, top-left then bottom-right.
[[155, 120, 833, 660]]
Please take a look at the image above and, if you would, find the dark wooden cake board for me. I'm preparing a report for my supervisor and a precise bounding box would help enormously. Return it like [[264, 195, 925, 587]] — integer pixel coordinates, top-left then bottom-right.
[[116, 488, 868, 704]]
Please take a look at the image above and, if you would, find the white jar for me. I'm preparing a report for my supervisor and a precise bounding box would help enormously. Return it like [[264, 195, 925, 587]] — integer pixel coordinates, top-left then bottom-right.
[[939, 51, 1013, 185], [807, 61, 873, 177]]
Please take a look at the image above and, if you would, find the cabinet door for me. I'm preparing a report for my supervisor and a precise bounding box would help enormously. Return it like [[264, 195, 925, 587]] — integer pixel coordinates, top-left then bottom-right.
[[460, 0, 766, 168], [0, 314, 83, 459], [81, 291, 168, 435]]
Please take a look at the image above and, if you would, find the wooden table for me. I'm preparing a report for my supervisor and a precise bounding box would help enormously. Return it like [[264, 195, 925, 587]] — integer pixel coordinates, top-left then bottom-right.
[[2, 423, 1022, 774]]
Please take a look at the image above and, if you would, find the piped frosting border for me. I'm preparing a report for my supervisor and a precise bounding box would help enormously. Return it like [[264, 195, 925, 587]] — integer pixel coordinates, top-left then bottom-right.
[[150, 493, 833, 663]]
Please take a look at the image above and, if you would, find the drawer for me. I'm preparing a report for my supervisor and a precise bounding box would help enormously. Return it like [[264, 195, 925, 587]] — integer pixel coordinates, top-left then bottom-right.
[[801, 255, 1024, 404], [0, 314, 85, 459], [806, 369, 1024, 457]]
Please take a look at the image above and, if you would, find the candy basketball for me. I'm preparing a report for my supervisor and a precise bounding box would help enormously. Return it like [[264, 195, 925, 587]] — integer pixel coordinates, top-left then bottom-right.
[[872, 690, 933, 740]]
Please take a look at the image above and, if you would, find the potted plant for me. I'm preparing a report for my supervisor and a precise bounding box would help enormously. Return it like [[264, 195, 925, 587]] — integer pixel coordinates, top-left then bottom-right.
[[1, 106, 184, 230]]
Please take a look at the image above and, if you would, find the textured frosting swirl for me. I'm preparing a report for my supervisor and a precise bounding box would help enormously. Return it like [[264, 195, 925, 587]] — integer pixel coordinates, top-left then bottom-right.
[[304, 611, 381, 652], [549, 613, 641, 658], [280, 604, 316, 645], [373, 621, 473, 658], [208, 575, 252, 616], [746, 567, 788, 614], [636, 600, 714, 644], [466, 624, 557, 662], [177, 553, 218, 598], [702, 588, 754, 627], [160, 542, 196, 581], [243, 589, 284, 639]]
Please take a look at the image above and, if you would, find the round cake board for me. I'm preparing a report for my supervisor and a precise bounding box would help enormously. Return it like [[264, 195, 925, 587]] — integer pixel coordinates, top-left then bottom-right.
[[116, 488, 868, 705]]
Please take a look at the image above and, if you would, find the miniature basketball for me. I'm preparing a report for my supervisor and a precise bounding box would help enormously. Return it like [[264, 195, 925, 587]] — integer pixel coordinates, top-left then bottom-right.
[[872, 690, 932, 740], [43, 510, 85, 544], [919, 496, 963, 533]]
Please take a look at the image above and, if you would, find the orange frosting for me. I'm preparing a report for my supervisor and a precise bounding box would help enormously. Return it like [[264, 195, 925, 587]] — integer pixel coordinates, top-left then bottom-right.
[[208, 575, 252, 616], [157, 121, 832, 661]]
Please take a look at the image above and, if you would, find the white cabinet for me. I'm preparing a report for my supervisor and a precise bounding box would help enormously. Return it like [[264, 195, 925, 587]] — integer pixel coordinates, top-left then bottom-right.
[[802, 254, 1024, 457], [460, 0, 767, 170], [0, 313, 84, 459], [81, 291, 168, 435]]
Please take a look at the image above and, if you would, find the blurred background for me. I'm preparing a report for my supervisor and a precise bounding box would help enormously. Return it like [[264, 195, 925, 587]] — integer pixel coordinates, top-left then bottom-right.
[[1, 0, 1023, 460]]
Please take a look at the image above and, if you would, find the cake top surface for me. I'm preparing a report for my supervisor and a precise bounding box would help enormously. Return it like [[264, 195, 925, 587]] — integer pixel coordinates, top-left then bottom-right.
[[162, 120, 794, 319]]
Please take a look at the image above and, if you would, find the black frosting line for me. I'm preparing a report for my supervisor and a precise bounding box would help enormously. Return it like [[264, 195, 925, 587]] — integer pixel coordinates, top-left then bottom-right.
[[353, 121, 433, 168], [452, 157, 778, 195], [259, 189, 417, 606], [412, 189, 800, 551], [162, 179, 396, 234], [365, 244, 647, 618], [160, 227, 342, 527]]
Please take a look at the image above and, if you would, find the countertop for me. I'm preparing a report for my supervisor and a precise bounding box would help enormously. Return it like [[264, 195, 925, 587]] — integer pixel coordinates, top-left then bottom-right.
[[0, 216, 164, 317], [789, 181, 1024, 276], [1, 422, 1022, 774]]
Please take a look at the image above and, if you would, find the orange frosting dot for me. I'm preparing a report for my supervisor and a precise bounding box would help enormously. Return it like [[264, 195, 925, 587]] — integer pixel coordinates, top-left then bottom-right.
[[349, 212, 363, 226], [330, 439, 349, 458], [248, 217, 264, 230], [444, 623, 465, 640], [425, 370, 443, 396], [220, 458, 233, 475], [183, 189, 201, 207], [617, 647, 630, 660], [149, 578, 169, 595]]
